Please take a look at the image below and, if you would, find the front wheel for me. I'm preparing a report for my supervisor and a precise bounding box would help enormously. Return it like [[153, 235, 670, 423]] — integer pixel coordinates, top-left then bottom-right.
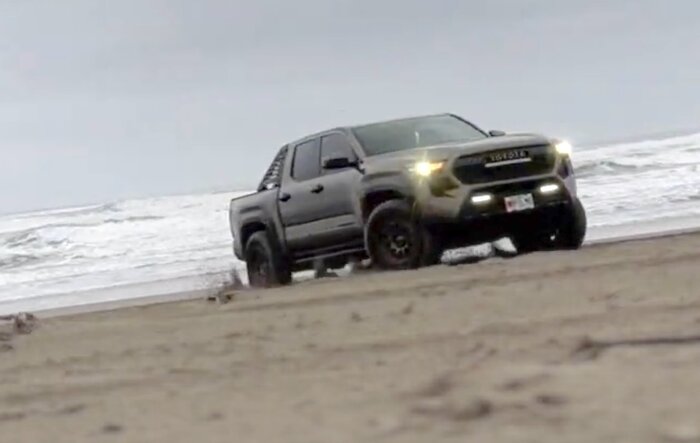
[[244, 231, 292, 288], [365, 200, 441, 270], [552, 198, 587, 249], [511, 232, 549, 254], [511, 198, 587, 254]]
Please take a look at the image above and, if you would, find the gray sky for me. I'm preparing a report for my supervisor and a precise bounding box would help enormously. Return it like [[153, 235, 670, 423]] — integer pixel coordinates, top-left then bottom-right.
[[1, 0, 699, 214]]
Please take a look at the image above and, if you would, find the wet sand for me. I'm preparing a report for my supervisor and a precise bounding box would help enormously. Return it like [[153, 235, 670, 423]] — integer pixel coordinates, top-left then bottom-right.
[[3, 232, 700, 442]]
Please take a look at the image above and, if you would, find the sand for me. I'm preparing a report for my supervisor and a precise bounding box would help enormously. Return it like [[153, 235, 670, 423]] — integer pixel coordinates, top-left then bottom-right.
[[3, 232, 700, 442]]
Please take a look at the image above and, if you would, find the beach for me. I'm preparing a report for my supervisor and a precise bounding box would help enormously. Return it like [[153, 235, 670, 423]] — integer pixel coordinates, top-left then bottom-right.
[[3, 231, 700, 442], [3, 130, 700, 312]]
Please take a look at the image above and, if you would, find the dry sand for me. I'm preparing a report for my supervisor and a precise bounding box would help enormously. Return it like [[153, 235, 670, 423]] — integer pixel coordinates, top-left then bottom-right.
[[4, 232, 700, 442]]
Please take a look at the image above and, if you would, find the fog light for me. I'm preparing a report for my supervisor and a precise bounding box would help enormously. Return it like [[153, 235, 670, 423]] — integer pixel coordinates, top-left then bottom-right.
[[539, 183, 560, 194], [471, 193, 493, 205]]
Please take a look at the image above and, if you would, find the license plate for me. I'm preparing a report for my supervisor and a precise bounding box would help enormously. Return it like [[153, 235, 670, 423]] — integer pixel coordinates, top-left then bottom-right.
[[504, 193, 534, 212]]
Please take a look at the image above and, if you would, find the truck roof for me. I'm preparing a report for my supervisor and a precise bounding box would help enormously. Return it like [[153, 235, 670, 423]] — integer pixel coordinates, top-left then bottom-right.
[[257, 113, 463, 191], [346, 112, 457, 131], [288, 112, 458, 147]]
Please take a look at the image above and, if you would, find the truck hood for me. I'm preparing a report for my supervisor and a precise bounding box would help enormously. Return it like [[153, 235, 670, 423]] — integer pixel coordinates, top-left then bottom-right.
[[365, 133, 554, 165]]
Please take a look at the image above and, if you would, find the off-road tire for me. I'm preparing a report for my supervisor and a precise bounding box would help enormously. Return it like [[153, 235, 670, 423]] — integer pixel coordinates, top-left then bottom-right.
[[244, 231, 292, 288], [512, 198, 587, 254], [553, 198, 587, 249], [511, 232, 548, 255], [365, 200, 441, 270]]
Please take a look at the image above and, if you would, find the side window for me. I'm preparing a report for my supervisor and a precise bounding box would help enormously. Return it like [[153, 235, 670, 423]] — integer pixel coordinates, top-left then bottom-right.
[[291, 139, 321, 181], [320, 133, 356, 169]]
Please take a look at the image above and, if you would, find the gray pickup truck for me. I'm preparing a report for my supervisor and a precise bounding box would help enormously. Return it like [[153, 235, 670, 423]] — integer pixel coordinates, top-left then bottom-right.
[[229, 113, 586, 287]]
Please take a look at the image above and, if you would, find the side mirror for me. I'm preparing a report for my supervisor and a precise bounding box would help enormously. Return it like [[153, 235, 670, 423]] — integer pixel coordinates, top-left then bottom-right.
[[322, 156, 358, 170], [489, 129, 506, 137]]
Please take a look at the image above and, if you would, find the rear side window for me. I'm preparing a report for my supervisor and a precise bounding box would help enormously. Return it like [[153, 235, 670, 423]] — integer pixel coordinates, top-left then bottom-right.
[[291, 139, 320, 181], [320, 133, 356, 166]]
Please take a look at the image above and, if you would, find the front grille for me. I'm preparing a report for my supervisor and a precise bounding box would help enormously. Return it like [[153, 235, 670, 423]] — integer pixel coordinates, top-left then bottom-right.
[[452, 144, 555, 184]]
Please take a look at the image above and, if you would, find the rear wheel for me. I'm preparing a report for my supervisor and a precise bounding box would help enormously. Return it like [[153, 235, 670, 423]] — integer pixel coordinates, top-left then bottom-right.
[[365, 200, 441, 270], [245, 231, 292, 288]]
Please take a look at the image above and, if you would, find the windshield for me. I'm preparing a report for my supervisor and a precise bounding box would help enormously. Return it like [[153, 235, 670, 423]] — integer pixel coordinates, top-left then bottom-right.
[[351, 114, 488, 156]]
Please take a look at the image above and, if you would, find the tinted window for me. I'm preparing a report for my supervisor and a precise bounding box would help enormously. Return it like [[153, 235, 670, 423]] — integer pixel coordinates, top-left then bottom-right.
[[320, 133, 356, 167], [291, 139, 320, 181], [352, 115, 487, 156]]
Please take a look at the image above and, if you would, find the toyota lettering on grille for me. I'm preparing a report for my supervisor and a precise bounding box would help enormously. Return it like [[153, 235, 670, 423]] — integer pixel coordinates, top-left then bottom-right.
[[486, 149, 529, 163]]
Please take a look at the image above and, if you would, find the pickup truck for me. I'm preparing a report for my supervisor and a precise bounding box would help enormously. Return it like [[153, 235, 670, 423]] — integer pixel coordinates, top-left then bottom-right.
[[229, 113, 586, 287]]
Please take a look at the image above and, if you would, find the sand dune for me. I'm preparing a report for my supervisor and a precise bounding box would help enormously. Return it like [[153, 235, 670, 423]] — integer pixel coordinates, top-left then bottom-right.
[[3, 232, 700, 442]]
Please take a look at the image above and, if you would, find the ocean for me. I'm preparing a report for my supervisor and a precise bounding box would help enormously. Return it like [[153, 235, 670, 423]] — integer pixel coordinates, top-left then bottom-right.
[[2, 131, 700, 314]]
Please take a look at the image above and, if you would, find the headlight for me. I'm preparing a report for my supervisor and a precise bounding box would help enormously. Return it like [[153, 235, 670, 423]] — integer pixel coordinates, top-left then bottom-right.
[[411, 161, 444, 177], [554, 140, 573, 156]]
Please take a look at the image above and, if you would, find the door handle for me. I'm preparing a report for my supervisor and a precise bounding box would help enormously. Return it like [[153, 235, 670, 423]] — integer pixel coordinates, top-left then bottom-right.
[[279, 192, 291, 202], [310, 184, 324, 194]]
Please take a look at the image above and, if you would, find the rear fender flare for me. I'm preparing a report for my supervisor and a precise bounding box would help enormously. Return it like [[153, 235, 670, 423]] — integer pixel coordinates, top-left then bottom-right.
[[239, 219, 285, 258]]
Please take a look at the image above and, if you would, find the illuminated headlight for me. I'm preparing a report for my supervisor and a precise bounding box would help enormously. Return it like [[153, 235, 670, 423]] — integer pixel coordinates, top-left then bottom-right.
[[471, 193, 493, 205], [554, 140, 573, 156], [539, 183, 560, 194], [411, 161, 444, 177]]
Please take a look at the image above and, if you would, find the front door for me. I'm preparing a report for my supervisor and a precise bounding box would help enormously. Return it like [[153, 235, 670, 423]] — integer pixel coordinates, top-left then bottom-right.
[[278, 133, 363, 255], [312, 132, 364, 246]]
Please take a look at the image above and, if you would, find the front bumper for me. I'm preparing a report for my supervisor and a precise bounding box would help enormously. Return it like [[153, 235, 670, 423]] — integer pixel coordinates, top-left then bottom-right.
[[413, 172, 576, 249], [456, 178, 572, 220], [413, 156, 577, 225]]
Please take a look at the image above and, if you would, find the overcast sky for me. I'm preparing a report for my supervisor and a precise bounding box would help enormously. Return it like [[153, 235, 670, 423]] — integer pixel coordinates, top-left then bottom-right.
[[1, 0, 699, 214]]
